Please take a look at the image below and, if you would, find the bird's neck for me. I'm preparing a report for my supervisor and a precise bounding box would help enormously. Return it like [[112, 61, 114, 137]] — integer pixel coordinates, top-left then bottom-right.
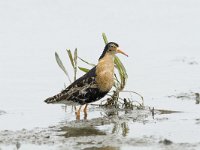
[[95, 53, 115, 92], [98, 53, 115, 65]]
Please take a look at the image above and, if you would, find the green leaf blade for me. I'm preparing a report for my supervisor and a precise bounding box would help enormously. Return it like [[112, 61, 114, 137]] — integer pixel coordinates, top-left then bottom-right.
[[78, 66, 90, 73], [55, 52, 72, 83], [114, 56, 128, 91], [102, 33, 108, 44], [66, 49, 75, 69], [74, 48, 78, 81], [78, 57, 96, 66]]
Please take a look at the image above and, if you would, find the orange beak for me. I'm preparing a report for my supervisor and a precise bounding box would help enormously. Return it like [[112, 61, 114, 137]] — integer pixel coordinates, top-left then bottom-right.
[[116, 48, 128, 57]]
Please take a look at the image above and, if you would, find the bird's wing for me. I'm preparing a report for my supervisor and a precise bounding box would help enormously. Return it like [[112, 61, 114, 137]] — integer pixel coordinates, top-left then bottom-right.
[[66, 66, 97, 90], [45, 66, 97, 104]]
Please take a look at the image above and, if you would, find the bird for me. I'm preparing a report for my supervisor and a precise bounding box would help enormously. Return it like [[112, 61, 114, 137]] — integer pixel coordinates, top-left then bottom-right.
[[44, 42, 128, 119]]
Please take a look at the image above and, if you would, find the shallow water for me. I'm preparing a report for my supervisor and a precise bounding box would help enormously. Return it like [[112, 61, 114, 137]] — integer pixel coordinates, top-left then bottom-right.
[[1, 0, 200, 149]]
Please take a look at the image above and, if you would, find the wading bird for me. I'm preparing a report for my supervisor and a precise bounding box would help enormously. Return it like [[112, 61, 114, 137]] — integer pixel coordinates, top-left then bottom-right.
[[44, 42, 128, 119]]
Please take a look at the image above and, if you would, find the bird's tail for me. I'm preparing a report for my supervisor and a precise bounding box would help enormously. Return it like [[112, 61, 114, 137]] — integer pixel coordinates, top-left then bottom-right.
[[44, 92, 63, 104]]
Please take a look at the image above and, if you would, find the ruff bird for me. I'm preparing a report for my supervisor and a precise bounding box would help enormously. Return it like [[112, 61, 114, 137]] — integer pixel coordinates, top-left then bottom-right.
[[45, 42, 128, 118]]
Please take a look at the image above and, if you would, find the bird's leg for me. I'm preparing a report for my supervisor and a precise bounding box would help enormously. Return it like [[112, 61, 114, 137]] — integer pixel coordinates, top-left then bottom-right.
[[83, 104, 88, 120], [83, 104, 88, 114], [75, 105, 82, 120]]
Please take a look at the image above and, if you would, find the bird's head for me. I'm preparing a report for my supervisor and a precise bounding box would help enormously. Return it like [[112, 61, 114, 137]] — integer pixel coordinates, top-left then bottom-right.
[[99, 42, 128, 60]]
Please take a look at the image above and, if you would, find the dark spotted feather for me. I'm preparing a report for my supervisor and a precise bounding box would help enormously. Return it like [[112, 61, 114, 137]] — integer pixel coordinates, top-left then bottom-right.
[[44, 66, 108, 105]]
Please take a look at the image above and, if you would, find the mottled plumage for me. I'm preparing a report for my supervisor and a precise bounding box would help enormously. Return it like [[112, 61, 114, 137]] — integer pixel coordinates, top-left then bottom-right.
[[44, 42, 128, 106], [45, 66, 107, 105]]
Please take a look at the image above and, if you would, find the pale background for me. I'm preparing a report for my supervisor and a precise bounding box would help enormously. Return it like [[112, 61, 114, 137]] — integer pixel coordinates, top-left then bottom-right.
[[0, 0, 200, 148]]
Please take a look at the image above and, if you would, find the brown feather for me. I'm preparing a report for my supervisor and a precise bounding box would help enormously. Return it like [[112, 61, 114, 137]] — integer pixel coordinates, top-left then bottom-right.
[[96, 52, 115, 92]]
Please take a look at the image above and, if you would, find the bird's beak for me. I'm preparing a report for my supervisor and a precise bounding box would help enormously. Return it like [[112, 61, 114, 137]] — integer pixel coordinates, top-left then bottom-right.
[[116, 48, 128, 57]]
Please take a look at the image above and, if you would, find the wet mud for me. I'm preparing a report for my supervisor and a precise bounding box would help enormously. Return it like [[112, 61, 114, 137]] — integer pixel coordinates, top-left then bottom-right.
[[1, 106, 200, 150]]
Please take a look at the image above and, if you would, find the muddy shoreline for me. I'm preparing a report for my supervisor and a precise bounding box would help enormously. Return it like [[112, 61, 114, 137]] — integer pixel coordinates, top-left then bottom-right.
[[1, 107, 200, 150]]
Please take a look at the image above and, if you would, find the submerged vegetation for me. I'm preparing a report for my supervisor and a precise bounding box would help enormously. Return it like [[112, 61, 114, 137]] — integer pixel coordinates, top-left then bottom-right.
[[55, 33, 144, 109]]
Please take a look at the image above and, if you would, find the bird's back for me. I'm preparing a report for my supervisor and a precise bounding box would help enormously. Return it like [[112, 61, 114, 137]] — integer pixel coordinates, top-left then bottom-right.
[[44, 66, 108, 105]]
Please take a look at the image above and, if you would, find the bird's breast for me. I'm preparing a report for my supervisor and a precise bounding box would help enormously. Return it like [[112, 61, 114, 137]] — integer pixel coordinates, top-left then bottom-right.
[[96, 60, 114, 92]]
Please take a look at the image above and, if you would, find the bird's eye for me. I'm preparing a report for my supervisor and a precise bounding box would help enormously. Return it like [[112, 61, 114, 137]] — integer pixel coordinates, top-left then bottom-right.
[[108, 45, 116, 51]]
